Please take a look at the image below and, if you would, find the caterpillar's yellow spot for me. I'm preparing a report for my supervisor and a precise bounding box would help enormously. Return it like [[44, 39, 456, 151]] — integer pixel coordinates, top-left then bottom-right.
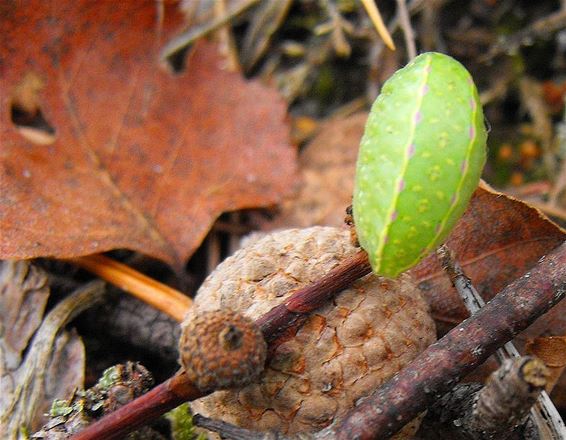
[[418, 199, 431, 213]]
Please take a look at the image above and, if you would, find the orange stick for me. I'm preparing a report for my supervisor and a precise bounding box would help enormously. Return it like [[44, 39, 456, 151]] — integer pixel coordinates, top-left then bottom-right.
[[68, 254, 191, 322]]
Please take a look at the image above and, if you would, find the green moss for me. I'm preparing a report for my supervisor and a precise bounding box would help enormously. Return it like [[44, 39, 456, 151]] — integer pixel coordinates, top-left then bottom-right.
[[97, 365, 122, 390], [165, 403, 207, 440], [49, 399, 74, 417]]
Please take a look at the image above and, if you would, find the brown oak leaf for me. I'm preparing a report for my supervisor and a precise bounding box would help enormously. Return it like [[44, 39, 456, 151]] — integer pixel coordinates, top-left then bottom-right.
[[0, 1, 297, 269], [411, 183, 566, 330], [412, 184, 566, 406]]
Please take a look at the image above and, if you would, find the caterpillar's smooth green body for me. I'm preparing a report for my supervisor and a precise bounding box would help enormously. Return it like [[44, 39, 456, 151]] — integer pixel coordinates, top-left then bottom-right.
[[353, 52, 487, 278]]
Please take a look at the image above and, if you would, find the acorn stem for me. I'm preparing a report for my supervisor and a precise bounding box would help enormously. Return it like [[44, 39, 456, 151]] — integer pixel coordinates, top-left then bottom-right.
[[68, 254, 192, 322], [256, 250, 371, 343]]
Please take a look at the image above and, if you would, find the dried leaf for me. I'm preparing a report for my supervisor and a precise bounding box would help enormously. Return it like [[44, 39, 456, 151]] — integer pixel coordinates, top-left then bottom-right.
[[411, 184, 566, 327], [0, 261, 105, 436], [0, 1, 297, 269], [0, 262, 49, 371], [240, 0, 293, 71], [262, 112, 366, 229]]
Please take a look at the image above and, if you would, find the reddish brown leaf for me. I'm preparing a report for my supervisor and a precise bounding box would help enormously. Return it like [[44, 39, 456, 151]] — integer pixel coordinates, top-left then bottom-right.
[[411, 184, 565, 329], [410, 186, 566, 408], [0, 1, 296, 268]]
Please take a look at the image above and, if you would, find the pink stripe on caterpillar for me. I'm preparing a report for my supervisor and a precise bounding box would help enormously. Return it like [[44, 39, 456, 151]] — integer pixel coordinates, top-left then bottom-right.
[[408, 143, 416, 157], [415, 111, 422, 124]]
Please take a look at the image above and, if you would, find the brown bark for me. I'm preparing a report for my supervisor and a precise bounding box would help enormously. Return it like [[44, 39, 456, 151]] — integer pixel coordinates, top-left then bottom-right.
[[467, 357, 548, 438], [418, 357, 547, 440]]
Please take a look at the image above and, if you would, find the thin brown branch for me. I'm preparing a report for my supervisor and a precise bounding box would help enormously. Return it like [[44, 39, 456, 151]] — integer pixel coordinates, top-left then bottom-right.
[[436, 245, 566, 438], [257, 250, 371, 343], [68, 254, 192, 322], [418, 358, 545, 440], [330, 241, 566, 439], [396, 0, 416, 59], [70, 250, 371, 440]]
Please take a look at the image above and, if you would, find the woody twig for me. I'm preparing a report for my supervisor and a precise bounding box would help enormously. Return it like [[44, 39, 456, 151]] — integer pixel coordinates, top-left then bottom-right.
[[436, 245, 566, 438]]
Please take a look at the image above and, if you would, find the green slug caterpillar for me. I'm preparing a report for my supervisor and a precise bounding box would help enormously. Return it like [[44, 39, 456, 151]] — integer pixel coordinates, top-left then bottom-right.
[[353, 52, 487, 278]]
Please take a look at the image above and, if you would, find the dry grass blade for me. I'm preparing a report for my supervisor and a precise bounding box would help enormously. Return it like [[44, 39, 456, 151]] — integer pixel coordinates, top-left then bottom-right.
[[161, 0, 260, 61], [68, 254, 191, 322], [360, 0, 396, 50], [240, 0, 293, 71]]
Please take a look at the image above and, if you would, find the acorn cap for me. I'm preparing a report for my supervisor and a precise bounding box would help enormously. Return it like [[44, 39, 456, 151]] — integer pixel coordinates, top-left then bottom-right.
[[191, 227, 436, 437], [180, 310, 267, 392]]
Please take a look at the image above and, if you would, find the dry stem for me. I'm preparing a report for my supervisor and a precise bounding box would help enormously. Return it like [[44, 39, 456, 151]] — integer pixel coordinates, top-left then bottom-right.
[[436, 245, 566, 438], [68, 254, 191, 322], [360, 0, 396, 50], [395, 0, 416, 59], [468, 357, 549, 438]]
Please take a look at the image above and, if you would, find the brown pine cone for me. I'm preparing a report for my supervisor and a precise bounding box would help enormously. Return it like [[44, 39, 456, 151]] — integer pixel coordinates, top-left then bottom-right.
[[191, 226, 436, 437]]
